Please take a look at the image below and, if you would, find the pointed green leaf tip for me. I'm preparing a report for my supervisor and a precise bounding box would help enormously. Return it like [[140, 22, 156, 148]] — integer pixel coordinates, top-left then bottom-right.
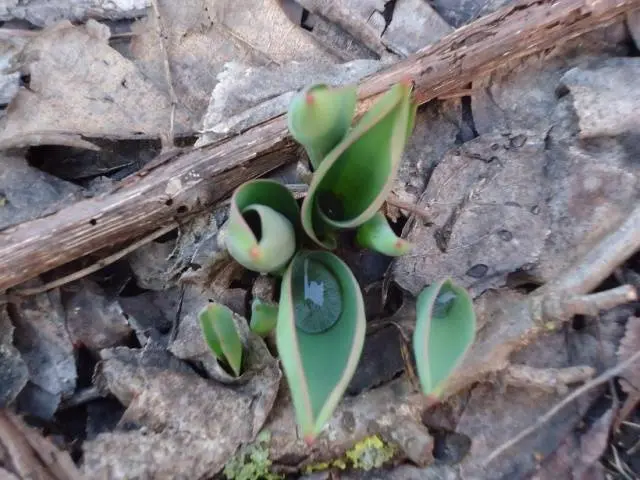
[[250, 298, 279, 337], [413, 279, 476, 397], [287, 83, 357, 170], [301, 81, 417, 248], [355, 211, 413, 256], [225, 179, 300, 274], [199, 303, 244, 377], [276, 250, 366, 442]]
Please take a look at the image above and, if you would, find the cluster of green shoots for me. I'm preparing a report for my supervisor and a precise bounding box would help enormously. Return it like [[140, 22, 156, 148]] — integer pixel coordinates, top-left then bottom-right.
[[199, 81, 477, 444]]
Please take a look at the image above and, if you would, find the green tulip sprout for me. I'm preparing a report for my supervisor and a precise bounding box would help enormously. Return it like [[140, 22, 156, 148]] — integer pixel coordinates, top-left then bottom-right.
[[413, 279, 476, 397], [276, 250, 365, 442], [201, 81, 476, 444]]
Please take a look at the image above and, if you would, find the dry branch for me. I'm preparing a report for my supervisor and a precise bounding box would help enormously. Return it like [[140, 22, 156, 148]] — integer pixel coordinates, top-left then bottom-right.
[[1, 0, 639, 291]]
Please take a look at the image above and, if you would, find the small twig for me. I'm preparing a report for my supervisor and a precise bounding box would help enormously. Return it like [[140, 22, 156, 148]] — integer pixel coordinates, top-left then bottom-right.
[[483, 349, 640, 467], [8, 223, 177, 299], [60, 386, 104, 409], [385, 196, 432, 221], [542, 285, 638, 322], [149, 0, 177, 149]]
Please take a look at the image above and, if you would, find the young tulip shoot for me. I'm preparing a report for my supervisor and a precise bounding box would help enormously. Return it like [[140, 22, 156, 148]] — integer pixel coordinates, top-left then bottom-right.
[[225, 180, 300, 274], [301, 81, 417, 248], [199, 303, 244, 377], [355, 211, 413, 256], [276, 250, 366, 442], [287, 83, 357, 170], [249, 298, 279, 337], [413, 279, 476, 397]]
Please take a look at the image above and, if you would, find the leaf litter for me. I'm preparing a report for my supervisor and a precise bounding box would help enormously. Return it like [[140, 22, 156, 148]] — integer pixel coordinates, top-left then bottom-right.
[[0, 1, 639, 479]]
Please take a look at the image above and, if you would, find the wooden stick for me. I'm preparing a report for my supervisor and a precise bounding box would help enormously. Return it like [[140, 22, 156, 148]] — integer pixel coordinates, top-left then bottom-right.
[[1, 0, 638, 292]]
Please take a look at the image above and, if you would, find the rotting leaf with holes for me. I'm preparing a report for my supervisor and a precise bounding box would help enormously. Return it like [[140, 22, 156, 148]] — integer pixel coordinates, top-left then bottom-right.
[[287, 83, 357, 170], [300, 81, 417, 248], [224, 180, 300, 274], [413, 279, 476, 397], [276, 250, 366, 442], [199, 303, 244, 377], [355, 211, 413, 256]]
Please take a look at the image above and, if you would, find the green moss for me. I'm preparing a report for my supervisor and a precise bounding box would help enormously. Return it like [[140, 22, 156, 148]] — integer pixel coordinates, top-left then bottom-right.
[[303, 435, 397, 474], [223, 431, 283, 480]]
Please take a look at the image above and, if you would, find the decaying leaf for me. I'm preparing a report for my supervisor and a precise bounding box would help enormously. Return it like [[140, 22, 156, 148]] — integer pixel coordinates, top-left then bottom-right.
[[9, 284, 76, 420], [470, 27, 628, 135], [0, 19, 185, 148], [61, 279, 132, 351], [297, 0, 451, 58], [559, 57, 640, 138], [0, 306, 28, 408], [86, 342, 280, 478], [0, 155, 83, 230], [196, 59, 382, 147], [0, 0, 149, 27], [130, 0, 337, 128]]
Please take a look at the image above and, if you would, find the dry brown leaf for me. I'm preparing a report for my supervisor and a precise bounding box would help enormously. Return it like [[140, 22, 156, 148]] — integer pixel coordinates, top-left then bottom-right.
[[0, 19, 185, 148], [130, 0, 338, 128], [617, 316, 640, 393]]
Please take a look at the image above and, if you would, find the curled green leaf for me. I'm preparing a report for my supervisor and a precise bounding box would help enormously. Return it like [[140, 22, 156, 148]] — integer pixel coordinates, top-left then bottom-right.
[[413, 279, 476, 397], [287, 83, 357, 170], [199, 303, 244, 377], [225, 180, 300, 273], [276, 250, 366, 442], [301, 81, 417, 248], [250, 298, 279, 337], [355, 211, 413, 256]]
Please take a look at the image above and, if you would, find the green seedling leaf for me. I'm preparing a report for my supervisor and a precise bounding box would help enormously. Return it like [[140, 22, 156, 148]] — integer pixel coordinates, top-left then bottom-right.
[[250, 298, 279, 337], [355, 211, 413, 256], [301, 81, 417, 248], [226, 179, 300, 274], [199, 303, 244, 377], [287, 83, 357, 170], [276, 250, 366, 442], [413, 279, 476, 397]]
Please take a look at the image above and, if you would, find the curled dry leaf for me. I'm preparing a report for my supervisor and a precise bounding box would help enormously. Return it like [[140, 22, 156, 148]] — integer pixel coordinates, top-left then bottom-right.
[[0, 19, 185, 148]]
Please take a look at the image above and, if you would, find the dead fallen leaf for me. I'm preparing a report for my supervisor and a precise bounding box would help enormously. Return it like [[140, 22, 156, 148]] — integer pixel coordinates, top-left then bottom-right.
[[61, 279, 132, 350], [85, 341, 280, 478], [0, 0, 149, 27], [393, 132, 550, 296], [9, 283, 76, 420], [559, 58, 640, 138], [196, 59, 382, 147], [0, 155, 83, 230], [0, 19, 185, 148], [471, 26, 628, 135], [0, 306, 28, 408], [130, 0, 337, 129]]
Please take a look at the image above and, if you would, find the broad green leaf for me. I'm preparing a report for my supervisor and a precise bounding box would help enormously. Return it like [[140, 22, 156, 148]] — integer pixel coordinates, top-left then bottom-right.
[[199, 303, 244, 377], [250, 298, 279, 336], [301, 82, 416, 248], [287, 83, 357, 170], [225, 180, 300, 273], [413, 279, 476, 397], [355, 211, 413, 256], [276, 250, 366, 442]]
